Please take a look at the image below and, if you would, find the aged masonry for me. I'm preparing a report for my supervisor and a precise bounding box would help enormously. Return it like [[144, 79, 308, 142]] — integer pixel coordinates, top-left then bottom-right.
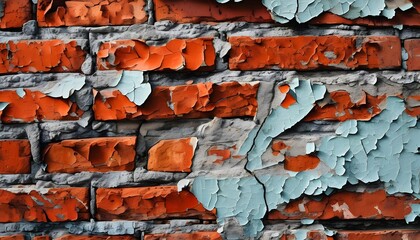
[[0, 0, 420, 239]]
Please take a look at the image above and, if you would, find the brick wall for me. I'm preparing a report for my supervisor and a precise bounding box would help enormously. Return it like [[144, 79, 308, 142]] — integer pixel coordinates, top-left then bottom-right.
[[0, 0, 419, 239]]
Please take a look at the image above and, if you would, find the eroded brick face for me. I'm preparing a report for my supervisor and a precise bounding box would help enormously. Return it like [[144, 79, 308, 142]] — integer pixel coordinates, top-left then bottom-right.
[[93, 82, 258, 120], [0, 188, 89, 222], [229, 36, 401, 71], [0, 40, 86, 74], [0, 89, 83, 123], [43, 137, 137, 173], [0, 0, 32, 29], [97, 38, 216, 71], [95, 187, 216, 220], [0, 140, 31, 174], [144, 232, 222, 240], [37, 0, 148, 27]]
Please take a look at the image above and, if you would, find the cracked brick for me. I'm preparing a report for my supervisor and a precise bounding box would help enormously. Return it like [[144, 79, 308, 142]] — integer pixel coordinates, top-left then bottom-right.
[[43, 136, 136, 173], [0, 187, 89, 222], [97, 38, 215, 71], [93, 81, 258, 121], [37, 0, 147, 27], [95, 186, 216, 221], [229, 36, 401, 71]]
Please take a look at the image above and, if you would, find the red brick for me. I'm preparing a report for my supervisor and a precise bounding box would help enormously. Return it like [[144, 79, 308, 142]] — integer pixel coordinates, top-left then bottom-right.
[[55, 235, 135, 240], [97, 38, 215, 71], [405, 39, 420, 71], [311, 7, 420, 27], [336, 230, 420, 240], [0, 236, 25, 240], [229, 36, 401, 71], [0, 187, 89, 222], [0, 40, 86, 74], [93, 82, 259, 121], [267, 190, 420, 220], [95, 186, 216, 220], [153, 0, 271, 23], [305, 91, 386, 121], [207, 146, 232, 164], [37, 0, 147, 27], [284, 155, 320, 172], [144, 232, 222, 240], [33, 237, 51, 240], [0, 89, 83, 123], [148, 138, 196, 172], [0, 0, 32, 29], [43, 137, 136, 173], [0, 140, 31, 174]]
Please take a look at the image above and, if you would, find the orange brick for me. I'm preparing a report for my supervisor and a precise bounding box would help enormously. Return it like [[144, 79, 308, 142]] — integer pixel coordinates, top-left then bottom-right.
[[37, 0, 147, 27], [311, 7, 420, 27], [0, 187, 89, 222], [43, 137, 137, 173], [153, 0, 271, 23], [0, 89, 83, 123], [229, 36, 401, 71], [305, 91, 386, 121], [0, 140, 31, 174], [336, 230, 420, 240], [95, 186, 216, 220], [97, 38, 215, 71], [0, 235, 25, 240], [93, 82, 258, 121], [207, 146, 231, 164], [268, 190, 420, 220], [405, 39, 420, 71], [55, 235, 135, 240], [0, 40, 86, 74], [0, 0, 32, 29], [147, 138, 196, 172], [284, 155, 320, 172], [144, 232, 222, 240]]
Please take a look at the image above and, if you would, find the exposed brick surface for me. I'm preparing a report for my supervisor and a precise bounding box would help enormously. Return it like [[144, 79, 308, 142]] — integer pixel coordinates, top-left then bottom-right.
[[0, 89, 83, 123], [55, 236, 135, 240], [97, 38, 215, 71], [336, 230, 420, 240], [268, 190, 420, 220], [153, 0, 271, 23], [147, 138, 196, 172], [0, 236, 25, 240], [144, 232, 222, 240], [93, 82, 258, 120], [43, 137, 137, 173], [0, 0, 32, 29], [37, 0, 148, 27], [405, 39, 420, 71], [95, 187, 216, 220], [229, 36, 401, 71], [0, 140, 31, 174], [0, 188, 89, 222], [0, 40, 86, 74]]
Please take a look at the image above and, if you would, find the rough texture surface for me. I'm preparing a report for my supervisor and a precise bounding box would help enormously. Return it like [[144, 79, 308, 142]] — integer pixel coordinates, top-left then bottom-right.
[[0, 0, 419, 239]]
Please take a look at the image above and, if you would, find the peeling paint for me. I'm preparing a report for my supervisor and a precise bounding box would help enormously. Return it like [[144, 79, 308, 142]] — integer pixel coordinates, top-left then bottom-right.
[[110, 71, 151, 106]]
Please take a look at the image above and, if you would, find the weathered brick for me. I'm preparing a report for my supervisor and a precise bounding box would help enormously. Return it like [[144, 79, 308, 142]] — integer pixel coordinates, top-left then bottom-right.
[[43, 137, 136, 173], [97, 38, 215, 71], [153, 0, 271, 23], [405, 39, 420, 71], [229, 36, 401, 71], [148, 138, 196, 172], [336, 230, 420, 240], [56, 235, 135, 240], [311, 8, 420, 27], [0, 89, 83, 123], [207, 146, 232, 164], [0, 0, 32, 29], [0, 140, 31, 174], [268, 190, 420, 220], [284, 155, 320, 172], [305, 91, 386, 121], [0, 40, 86, 74], [0, 235, 25, 240], [37, 0, 147, 27], [144, 232, 222, 240], [0, 187, 89, 222], [93, 82, 258, 121], [95, 186, 216, 220]]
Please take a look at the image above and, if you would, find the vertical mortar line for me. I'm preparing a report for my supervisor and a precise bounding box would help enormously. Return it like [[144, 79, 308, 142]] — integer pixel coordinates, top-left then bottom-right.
[[147, 0, 155, 25]]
